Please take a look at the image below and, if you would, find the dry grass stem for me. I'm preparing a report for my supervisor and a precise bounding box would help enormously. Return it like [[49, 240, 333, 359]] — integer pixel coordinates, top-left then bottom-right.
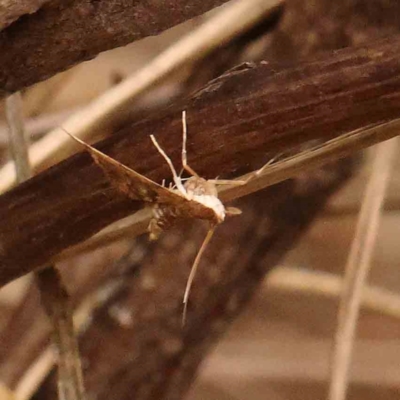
[[0, 108, 78, 147], [323, 199, 400, 217], [5, 93, 86, 400], [55, 210, 151, 262], [5, 93, 32, 182], [14, 268, 126, 400], [0, 384, 16, 400], [218, 121, 400, 203], [0, 0, 282, 193], [35, 270, 86, 400], [200, 339, 400, 386], [328, 138, 397, 400], [268, 266, 400, 320], [14, 348, 55, 400]]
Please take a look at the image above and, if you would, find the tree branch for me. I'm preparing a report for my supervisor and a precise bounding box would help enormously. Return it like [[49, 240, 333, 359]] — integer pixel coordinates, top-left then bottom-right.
[[2, 35, 400, 286], [0, 0, 50, 31], [0, 0, 232, 94]]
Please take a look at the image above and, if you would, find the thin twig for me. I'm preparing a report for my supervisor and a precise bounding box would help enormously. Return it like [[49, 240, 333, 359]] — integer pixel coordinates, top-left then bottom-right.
[[14, 243, 139, 400], [55, 211, 151, 261], [0, 108, 78, 147], [0, 384, 16, 400], [328, 138, 397, 400], [35, 269, 86, 400], [5, 93, 86, 400], [322, 200, 400, 217], [5, 93, 32, 182], [14, 348, 55, 400], [0, 0, 282, 193], [197, 339, 400, 386]]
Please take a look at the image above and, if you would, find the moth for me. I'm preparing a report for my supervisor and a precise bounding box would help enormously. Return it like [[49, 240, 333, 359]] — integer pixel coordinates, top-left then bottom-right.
[[64, 112, 269, 323]]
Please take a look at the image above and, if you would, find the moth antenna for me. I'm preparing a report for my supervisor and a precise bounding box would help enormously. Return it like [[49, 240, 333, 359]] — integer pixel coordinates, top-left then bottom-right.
[[181, 111, 199, 178], [150, 135, 186, 195], [182, 225, 216, 325], [208, 179, 247, 186], [60, 126, 85, 146], [208, 155, 281, 187]]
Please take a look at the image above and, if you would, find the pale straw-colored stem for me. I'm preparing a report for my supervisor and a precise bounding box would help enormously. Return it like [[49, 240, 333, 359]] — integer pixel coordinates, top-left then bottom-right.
[[328, 138, 397, 400], [5, 93, 86, 400]]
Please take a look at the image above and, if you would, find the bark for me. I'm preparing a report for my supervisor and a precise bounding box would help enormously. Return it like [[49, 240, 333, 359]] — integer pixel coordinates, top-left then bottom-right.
[[2, 35, 400, 286], [0, 0, 230, 95], [0, 0, 50, 30], [270, 0, 400, 61]]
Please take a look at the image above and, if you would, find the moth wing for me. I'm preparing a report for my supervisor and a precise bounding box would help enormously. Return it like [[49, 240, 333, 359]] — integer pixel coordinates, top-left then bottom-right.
[[66, 130, 172, 202], [89, 148, 162, 202]]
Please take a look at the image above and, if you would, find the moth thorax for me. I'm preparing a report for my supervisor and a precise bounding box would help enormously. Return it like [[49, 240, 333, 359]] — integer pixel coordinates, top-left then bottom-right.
[[184, 176, 225, 223]]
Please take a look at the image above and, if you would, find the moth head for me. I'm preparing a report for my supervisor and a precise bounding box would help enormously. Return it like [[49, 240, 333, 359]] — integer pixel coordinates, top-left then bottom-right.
[[184, 177, 217, 197]]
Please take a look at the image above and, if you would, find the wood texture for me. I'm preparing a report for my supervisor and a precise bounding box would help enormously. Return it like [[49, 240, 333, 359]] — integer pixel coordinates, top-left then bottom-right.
[[270, 0, 400, 60], [0, 0, 230, 95], [2, 35, 400, 286], [0, 0, 50, 30]]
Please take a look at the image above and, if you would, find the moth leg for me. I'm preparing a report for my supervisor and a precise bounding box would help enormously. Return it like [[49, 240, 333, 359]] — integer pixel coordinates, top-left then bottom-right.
[[181, 110, 200, 178], [183, 224, 216, 325], [150, 135, 187, 195], [148, 218, 163, 241], [225, 206, 242, 215]]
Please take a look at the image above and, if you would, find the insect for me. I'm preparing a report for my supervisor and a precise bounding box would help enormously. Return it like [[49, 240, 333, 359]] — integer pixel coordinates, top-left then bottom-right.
[[64, 112, 269, 323]]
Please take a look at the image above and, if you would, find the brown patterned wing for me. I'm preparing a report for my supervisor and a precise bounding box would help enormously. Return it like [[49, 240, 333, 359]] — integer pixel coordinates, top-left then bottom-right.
[[65, 130, 217, 221], [65, 130, 175, 201]]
